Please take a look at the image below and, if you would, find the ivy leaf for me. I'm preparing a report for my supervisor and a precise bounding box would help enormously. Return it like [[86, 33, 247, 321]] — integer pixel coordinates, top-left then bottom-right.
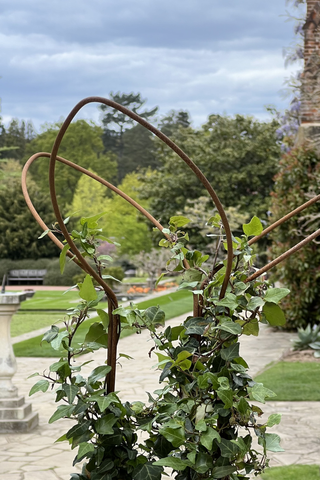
[[133, 462, 163, 480], [250, 383, 277, 403], [216, 320, 242, 335], [88, 365, 112, 385], [217, 389, 233, 409], [51, 330, 69, 350], [200, 427, 221, 450], [41, 325, 59, 344], [266, 414, 282, 427], [77, 441, 95, 461], [60, 243, 70, 274], [159, 426, 185, 447], [66, 420, 92, 440], [247, 296, 264, 310], [258, 433, 285, 452], [263, 302, 286, 327], [145, 306, 165, 326], [243, 216, 263, 237], [29, 379, 49, 396], [212, 466, 237, 478], [195, 419, 207, 432], [49, 405, 75, 423], [219, 438, 240, 458], [264, 288, 290, 304], [221, 343, 240, 361], [62, 384, 79, 403], [95, 413, 118, 435], [78, 275, 97, 302], [194, 452, 213, 474], [216, 293, 238, 310], [153, 457, 190, 471]]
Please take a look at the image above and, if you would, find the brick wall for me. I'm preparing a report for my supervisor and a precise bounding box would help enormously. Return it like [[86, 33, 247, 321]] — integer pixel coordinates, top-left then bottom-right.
[[301, 0, 320, 123]]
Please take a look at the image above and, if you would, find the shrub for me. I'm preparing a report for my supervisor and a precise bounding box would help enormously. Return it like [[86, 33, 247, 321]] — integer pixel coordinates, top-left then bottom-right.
[[0, 258, 55, 283], [270, 146, 320, 330], [44, 258, 83, 286]]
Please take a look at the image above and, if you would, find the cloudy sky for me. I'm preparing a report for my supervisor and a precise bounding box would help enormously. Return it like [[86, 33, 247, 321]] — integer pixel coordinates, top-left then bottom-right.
[[0, 0, 304, 131]]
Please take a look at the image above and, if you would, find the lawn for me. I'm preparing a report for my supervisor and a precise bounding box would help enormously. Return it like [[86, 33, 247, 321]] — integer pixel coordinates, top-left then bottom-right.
[[18, 290, 80, 311], [13, 289, 192, 357], [255, 362, 320, 401], [11, 312, 64, 337], [259, 464, 320, 480]]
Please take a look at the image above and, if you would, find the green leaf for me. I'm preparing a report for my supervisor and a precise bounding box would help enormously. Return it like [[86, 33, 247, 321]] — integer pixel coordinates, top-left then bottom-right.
[[219, 438, 240, 458], [96, 309, 109, 329], [217, 320, 242, 335], [101, 274, 121, 283], [97, 255, 113, 262], [62, 384, 79, 403], [77, 441, 95, 461], [38, 229, 50, 239], [221, 343, 240, 361], [95, 413, 118, 435], [200, 427, 221, 450], [263, 302, 286, 327], [217, 389, 233, 408], [243, 216, 263, 237], [153, 457, 190, 471], [41, 325, 59, 344], [60, 243, 71, 274], [29, 379, 49, 396], [85, 323, 108, 347], [259, 433, 285, 452], [80, 211, 108, 229], [51, 330, 69, 350], [216, 293, 238, 310], [250, 383, 277, 403], [88, 365, 111, 385], [145, 306, 165, 326], [194, 452, 213, 474], [247, 296, 264, 310], [242, 318, 259, 336], [49, 361, 71, 377], [78, 275, 97, 302], [212, 466, 237, 478], [266, 413, 282, 427], [238, 397, 249, 415], [49, 405, 75, 423], [133, 462, 163, 480], [169, 216, 191, 228], [66, 420, 92, 440], [195, 419, 207, 432], [264, 288, 290, 304], [159, 426, 185, 447]]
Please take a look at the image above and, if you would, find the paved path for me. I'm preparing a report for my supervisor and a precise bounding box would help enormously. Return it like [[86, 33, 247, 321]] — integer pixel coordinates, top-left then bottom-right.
[[1, 312, 320, 479]]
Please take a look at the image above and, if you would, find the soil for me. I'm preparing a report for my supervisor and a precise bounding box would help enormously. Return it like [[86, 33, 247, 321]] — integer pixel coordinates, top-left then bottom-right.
[[281, 349, 320, 363]]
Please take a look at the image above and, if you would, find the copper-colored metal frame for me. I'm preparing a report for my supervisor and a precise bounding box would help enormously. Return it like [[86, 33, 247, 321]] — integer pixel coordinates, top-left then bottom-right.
[[22, 97, 320, 393]]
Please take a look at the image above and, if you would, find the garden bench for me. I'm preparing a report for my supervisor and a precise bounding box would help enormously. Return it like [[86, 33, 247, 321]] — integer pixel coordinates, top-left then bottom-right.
[[7, 269, 47, 285]]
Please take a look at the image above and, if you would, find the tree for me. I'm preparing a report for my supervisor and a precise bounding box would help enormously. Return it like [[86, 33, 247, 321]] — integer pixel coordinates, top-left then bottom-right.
[[0, 119, 36, 161], [141, 114, 281, 226], [100, 92, 158, 181], [100, 172, 153, 255], [68, 169, 109, 217], [0, 177, 59, 260], [158, 109, 191, 137], [25, 120, 117, 208]]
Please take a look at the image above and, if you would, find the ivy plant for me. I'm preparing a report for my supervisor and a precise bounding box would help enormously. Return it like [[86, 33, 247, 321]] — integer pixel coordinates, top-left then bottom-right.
[[30, 212, 287, 480]]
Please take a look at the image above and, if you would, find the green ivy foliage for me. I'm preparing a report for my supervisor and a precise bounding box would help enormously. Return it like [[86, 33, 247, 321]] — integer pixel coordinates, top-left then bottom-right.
[[270, 146, 320, 330], [30, 213, 287, 480]]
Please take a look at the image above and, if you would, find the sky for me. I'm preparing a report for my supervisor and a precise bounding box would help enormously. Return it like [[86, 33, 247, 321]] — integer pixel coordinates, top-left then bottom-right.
[[0, 0, 305, 132]]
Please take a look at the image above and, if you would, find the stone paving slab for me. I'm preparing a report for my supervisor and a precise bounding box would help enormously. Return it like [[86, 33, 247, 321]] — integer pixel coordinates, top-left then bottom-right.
[[1, 311, 320, 479]]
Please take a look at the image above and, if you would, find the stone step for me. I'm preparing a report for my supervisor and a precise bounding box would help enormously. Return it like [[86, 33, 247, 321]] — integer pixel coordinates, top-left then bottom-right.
[[0, 396, 25, 408], [0, 402, 32, 420], [0, 411, 39, 433]]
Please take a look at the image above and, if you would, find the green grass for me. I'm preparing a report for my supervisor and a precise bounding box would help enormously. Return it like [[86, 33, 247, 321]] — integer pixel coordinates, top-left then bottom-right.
[[13, 290, 192, 357], [259, 465, 320, 480], [255, 362, 320, 401], [11, 313, 64, 337], [18, 290, 80, 311], [122, 277, 148, 284]]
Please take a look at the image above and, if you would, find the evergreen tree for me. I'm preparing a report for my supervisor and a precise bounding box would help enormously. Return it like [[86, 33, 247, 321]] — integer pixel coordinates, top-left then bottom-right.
[[100, 92, 158, 181]]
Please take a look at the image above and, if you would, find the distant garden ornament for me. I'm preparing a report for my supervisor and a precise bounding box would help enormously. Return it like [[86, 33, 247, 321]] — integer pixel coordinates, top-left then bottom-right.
[[22, 97, 320, 479]]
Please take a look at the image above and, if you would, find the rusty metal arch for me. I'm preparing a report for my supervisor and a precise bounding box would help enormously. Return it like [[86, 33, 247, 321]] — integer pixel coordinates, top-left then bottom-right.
[[22, 96, 320, 392]]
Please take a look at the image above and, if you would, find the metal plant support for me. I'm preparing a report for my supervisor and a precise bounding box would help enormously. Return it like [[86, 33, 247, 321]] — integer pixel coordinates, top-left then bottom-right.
[[22, 96, 320, 394]]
